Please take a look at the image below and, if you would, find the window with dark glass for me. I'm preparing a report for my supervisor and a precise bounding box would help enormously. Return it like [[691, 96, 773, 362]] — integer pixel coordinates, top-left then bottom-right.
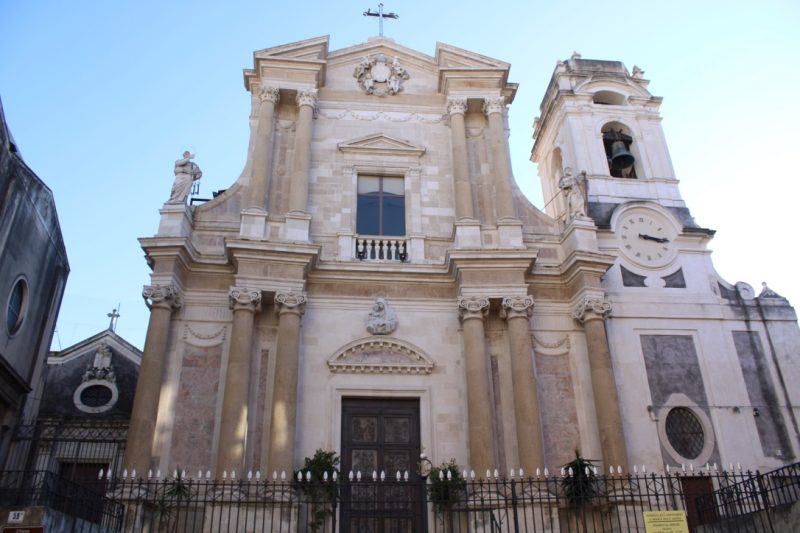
[[356, 176, 405, 236], [6, 278, 27, 334]]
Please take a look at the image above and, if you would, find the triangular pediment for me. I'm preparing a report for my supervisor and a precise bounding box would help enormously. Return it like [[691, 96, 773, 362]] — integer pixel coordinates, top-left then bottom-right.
[[47, 329, 142, 367], [253, 35, 330, 61], [338, 133, 426, 157], [328, 336, 434, 375], [435, 42, 510, 70]]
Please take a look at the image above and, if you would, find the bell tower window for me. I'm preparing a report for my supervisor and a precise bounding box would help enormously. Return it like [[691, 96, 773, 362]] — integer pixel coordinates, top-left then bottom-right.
[[602, 125, 637, 179], [356, 175, 405, 236]]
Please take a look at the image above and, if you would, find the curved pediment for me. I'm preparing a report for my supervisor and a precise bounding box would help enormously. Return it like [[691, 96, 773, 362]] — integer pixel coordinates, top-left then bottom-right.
[[327, 336, 434, 375]]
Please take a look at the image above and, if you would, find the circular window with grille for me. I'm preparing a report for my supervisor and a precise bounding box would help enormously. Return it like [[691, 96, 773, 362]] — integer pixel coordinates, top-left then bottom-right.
[[74, 380, 118, 413], [665, 407, 705, 460]]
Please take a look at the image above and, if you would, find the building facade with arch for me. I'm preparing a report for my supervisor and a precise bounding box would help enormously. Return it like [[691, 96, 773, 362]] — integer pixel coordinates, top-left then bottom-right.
[[126, 38, 800, 489]]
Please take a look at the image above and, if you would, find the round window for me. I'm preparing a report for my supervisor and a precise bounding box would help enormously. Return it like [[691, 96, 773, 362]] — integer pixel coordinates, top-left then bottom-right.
[[80, 385, 114, 407], [665, 407, 705, 460], [6, 278, 28, 335]]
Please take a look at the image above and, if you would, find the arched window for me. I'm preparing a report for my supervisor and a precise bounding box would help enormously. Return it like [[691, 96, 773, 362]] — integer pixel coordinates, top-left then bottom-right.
[[601, 122, 637, 179], [593, 91, 626, 106]]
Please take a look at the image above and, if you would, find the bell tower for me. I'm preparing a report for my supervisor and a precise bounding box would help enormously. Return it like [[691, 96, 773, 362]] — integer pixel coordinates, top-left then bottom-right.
[[531, 53, 689, 226]]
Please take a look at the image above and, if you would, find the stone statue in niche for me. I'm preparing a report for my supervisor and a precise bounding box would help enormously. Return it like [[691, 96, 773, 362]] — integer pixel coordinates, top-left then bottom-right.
[[366, 297, 398, 335], [167, 151, 203, 204], [353, 54, 409, 97], [559, 167, 587, 220]]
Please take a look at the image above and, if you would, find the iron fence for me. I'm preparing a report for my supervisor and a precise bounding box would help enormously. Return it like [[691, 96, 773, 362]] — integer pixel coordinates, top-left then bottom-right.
[[1, 466, 798, 532], [695, 462, 800, 532]]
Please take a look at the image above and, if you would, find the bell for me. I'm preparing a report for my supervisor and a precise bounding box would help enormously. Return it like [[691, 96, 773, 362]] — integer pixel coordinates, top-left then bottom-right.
[[610, 140, 635, 170]]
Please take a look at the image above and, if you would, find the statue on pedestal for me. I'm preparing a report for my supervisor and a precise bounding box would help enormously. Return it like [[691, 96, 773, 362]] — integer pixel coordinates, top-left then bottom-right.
[[167, 151, 202, 204], [559, 167, 587, 220]]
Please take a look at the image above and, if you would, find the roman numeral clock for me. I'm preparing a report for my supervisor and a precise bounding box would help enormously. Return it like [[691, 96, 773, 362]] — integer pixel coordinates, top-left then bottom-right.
[[614, 206, 679, 268]]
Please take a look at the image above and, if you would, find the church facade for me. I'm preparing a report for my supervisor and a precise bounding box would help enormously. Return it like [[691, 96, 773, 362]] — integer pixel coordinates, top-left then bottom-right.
[[125, 36, 800, 484]]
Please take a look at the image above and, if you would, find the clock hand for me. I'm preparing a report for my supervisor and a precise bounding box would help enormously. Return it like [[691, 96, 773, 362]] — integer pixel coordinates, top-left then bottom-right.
[[638, 233, 670, 243]]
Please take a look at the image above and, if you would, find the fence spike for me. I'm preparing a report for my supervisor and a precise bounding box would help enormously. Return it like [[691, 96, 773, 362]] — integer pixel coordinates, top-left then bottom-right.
[[396, 471, 401, 481], [634, 465, 638, 474], [568, 467, 573, 477], [737, 463, 741, 471], [232, 470, 236, 480], [493, 469, 499, 479], [223, 470, 227, 480], [98, 468, 104, 480], [349, 471, 354, 481], [536, 468, 541, 477], [273, 471, 278, 480], [642, 465, 646, 474], [248, 471, 252, 480], [681, 464, 686, 472], [447, 470, 452, 480], [206, 470, 212, 480], [705, 463, 710, 472], [306, 471, 311, 482], [689, 464, 694, 473], [197, 470, 201, 479], [609, 466, 614, 475], [356, 470, 362, 481], [439, 470, 444, 481], [560, 467, 565, 477], [380, 470, 385, 481], [156, 469, 161, 479], [256, 470, 261, 480], [544, 468, 549, 477], [297, 471, 303, 482], [519, 468, 524, 478], [593, 466, 598, 475], [462, 470, 467, 479], [510, 468, 515, 479], [182, 469, 187, 478], [323, 471, 328, 482], [486, 469, 491, 479], [617, 465, 622, 475], [123, 469, 128, 479], [332, 471, 338, 481], [713, 463, 718, 472], [585, 466, 590, 476], [666, 464, 670, 474], [173, 469, 178, 478], [404, 470, 409, 481], [372, 470, 377, 481], [281, 471, 286, 480], [148, 469, 153, 479]]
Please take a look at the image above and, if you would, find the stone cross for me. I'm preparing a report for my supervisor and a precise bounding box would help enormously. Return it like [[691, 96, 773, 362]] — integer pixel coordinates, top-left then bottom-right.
[[363, 3, 398, 37], [107, 307, 120, 332]]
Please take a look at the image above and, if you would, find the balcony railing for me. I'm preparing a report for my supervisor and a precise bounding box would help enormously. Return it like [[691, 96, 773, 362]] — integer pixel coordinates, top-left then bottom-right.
[[355, 236, 408, 262]]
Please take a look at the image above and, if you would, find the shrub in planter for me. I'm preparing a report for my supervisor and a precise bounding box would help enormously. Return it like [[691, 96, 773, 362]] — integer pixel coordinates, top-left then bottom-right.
[[295, 450, 340, 531], [560, 450, 599, 507], [427, 459, 467, 512]]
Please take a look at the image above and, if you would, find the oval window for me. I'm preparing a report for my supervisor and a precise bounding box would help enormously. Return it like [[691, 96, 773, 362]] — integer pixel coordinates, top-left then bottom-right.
[[6, 278, 27, 334], [665, 407, 705, 460]]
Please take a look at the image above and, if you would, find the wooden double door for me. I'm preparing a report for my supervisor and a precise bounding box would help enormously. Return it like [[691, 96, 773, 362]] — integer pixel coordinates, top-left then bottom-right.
[[340, 398, 426, 533]]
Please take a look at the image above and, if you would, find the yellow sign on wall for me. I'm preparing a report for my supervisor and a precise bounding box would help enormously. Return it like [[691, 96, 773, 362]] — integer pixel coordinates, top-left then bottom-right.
[[643, 511, 690, 533]]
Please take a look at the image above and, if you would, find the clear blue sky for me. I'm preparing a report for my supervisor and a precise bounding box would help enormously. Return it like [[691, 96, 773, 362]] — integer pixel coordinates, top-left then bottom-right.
[[2, 1, 798, 350]]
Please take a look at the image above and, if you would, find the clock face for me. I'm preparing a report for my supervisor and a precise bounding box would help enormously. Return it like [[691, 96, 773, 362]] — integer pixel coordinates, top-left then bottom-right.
[[616, 209, 678, 267]]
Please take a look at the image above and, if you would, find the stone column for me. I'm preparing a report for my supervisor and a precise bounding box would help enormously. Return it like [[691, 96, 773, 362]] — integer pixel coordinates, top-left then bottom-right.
[[501, 296, 545, 474], [215, 288, 262, 477], [124, 284, 181, 474], [483, 97, 515, 220], [247, 86, 280, 209], [287, 89, 318, 213], [447, 97, 475, 220], [572, 297, 628, 470], [458, 296, 494, 476], [268, 291, 307, 472]]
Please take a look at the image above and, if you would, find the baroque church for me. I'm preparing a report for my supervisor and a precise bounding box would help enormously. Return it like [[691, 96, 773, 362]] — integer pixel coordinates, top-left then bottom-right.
[[125, 35, 800, 484]]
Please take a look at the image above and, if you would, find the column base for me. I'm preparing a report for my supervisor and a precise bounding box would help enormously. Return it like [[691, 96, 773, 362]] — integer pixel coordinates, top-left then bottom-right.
[[455, 219, 481, 249], [284, 211, 311, 242], [239, 207, 269, 240], [158, 203, 193, 237]]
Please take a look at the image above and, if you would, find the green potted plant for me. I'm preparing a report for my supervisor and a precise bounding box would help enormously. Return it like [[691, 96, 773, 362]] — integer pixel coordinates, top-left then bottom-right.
[[294, 450, 340, 531], [559, 450, 610, 532]]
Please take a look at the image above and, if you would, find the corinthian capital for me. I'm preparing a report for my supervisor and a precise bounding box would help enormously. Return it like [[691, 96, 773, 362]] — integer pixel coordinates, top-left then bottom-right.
[[142, 284, 182, 311], [258, 85, 280, 104], [446, 97, 467, 116], [500, 295, 534, 320], [457, 296, 490, 323], [275, 291, 307, 316], [572, 297, 612, 323], [296, 89, 318, 109], [482, 96, 506, 116], [228, 287, 262, 312]]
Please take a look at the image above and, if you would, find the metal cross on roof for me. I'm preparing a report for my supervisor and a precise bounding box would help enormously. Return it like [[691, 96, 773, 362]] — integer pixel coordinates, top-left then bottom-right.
[[107, 306, 120, 332], [363, 3, 398, 37]]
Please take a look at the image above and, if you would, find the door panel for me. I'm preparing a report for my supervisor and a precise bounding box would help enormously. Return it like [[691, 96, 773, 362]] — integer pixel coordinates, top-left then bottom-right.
[[341, 398, 426, 533]]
